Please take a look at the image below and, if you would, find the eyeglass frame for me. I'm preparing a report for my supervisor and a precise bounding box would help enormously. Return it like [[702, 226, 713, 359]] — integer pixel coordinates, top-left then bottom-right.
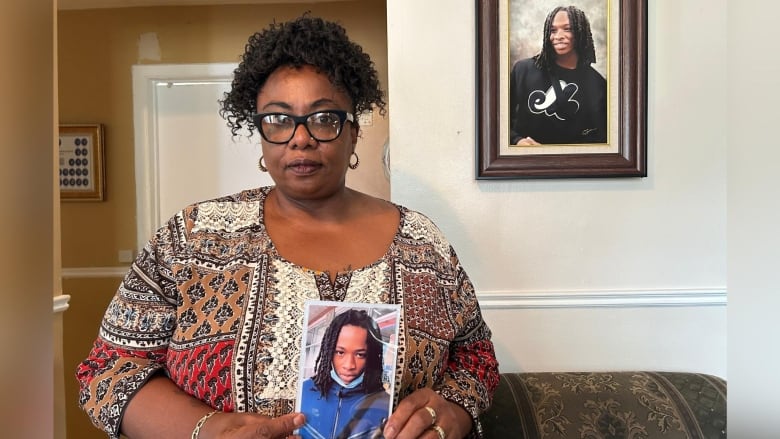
[[251, 109, 355, 144]]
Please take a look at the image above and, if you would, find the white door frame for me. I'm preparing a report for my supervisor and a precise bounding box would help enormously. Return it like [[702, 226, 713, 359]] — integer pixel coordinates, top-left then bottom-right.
[[131, 63, 237, 251]]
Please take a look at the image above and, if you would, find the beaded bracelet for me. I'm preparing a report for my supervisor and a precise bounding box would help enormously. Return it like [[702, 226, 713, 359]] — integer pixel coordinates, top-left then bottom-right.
[[191, 410, 219, 439]]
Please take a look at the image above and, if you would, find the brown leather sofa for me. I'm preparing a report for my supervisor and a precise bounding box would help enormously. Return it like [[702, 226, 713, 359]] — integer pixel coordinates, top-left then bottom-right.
[[479, 371, 726, 438]]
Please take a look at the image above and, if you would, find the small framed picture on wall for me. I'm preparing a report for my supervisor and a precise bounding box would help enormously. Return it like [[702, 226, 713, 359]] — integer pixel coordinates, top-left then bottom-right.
[[59, 124, 105, 201]]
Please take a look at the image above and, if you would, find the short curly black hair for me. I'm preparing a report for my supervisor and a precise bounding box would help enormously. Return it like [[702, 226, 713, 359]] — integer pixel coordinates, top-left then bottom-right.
[[219, 14, 386, 137]]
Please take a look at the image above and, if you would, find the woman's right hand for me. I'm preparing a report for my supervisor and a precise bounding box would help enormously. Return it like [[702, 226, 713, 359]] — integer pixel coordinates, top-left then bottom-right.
[[197, 411, 305, 439], [121, 374, 305, 439]]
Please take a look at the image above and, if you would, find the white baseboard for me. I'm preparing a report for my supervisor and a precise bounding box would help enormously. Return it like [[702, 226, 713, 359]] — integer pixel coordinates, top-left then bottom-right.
[[477, 288, 726, 309], [61, 267, 726, 310], [53, 295, 71, 313], [61, 266, 129, 279], [57, 287, 724, 311]]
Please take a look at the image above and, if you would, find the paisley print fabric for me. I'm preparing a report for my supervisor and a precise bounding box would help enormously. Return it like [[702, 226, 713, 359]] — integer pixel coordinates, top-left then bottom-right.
[[76, 186, 499, 438]]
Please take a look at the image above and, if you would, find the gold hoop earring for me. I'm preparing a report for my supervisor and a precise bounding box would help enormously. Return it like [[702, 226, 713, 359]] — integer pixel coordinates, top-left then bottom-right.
[[348, 152, 360, 170], [258, 156, 268, 172]]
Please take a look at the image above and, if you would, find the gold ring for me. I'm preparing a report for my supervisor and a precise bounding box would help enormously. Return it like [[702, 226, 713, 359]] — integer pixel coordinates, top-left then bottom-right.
[[431, 424, 445, 439], [423, 406, 437, 425]]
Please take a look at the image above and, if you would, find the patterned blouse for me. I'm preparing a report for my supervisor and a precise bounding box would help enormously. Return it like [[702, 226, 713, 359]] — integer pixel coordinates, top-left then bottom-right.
[[77, 186, 499, 438]]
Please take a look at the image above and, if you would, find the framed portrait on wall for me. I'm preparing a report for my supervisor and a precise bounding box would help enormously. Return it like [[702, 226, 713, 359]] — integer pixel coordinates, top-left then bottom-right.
[[476, 0, 647, 179]]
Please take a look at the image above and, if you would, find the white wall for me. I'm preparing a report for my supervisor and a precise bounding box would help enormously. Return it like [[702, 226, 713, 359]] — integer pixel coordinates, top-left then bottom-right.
[[727, 0, 780, 436], [387, 1, 727, 377]]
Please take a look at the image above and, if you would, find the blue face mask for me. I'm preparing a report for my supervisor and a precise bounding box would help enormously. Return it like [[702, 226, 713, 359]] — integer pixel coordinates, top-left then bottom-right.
[[331, 366, 364, 389]]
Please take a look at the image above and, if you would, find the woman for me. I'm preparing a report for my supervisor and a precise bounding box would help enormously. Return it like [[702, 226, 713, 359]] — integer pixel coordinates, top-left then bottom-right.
[[509, 5, 607, 145], [77, 15, 499, 439], [298, 309, 389, 439]]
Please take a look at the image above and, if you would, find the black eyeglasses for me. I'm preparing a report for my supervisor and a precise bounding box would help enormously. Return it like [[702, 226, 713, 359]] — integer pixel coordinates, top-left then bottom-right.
[[252, 110, 355, 144]]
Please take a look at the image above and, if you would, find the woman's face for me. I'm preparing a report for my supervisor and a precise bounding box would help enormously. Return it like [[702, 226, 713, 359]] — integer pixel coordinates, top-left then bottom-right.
[[332, 324, 369, 384], [255, 64, 358, 200], [549, 10, 575, 58]]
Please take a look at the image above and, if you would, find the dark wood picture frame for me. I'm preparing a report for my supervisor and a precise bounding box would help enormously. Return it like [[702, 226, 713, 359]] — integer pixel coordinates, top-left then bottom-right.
[[59, 124, 106, 201], [476, 0, 647, 179]]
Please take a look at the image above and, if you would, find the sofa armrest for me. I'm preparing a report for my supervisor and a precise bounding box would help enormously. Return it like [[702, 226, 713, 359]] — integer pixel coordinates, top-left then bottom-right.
[[479, 371, 726, 439]]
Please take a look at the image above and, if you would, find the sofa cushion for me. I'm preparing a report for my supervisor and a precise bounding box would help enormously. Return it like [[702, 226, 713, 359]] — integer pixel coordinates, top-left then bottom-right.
[[479, 372, 726, 439]]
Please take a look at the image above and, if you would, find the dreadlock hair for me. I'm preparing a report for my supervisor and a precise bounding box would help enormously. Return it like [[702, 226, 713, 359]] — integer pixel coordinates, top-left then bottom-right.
[[533, 5, 597, 71], [311, 308, 385, 398], [219, 14, 386, 137]]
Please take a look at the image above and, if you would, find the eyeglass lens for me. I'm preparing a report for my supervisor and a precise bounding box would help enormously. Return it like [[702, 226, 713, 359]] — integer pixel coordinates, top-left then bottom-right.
[[257, 111, 349, 143]]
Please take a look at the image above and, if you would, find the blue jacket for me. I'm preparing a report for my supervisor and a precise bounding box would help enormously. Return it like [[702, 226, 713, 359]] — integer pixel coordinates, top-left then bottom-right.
[[299, 378, 391, 439]]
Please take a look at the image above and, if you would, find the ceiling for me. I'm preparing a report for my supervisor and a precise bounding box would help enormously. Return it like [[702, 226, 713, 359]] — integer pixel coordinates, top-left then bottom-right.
[[58, 0, 352, 10]]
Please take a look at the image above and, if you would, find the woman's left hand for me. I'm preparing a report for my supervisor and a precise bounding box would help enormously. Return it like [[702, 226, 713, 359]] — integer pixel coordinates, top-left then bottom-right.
[[382, 388, 472, 439]]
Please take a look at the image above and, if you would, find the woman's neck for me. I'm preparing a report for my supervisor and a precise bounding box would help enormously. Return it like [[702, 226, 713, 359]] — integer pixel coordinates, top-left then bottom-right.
[[269, 186, 356, 223]]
